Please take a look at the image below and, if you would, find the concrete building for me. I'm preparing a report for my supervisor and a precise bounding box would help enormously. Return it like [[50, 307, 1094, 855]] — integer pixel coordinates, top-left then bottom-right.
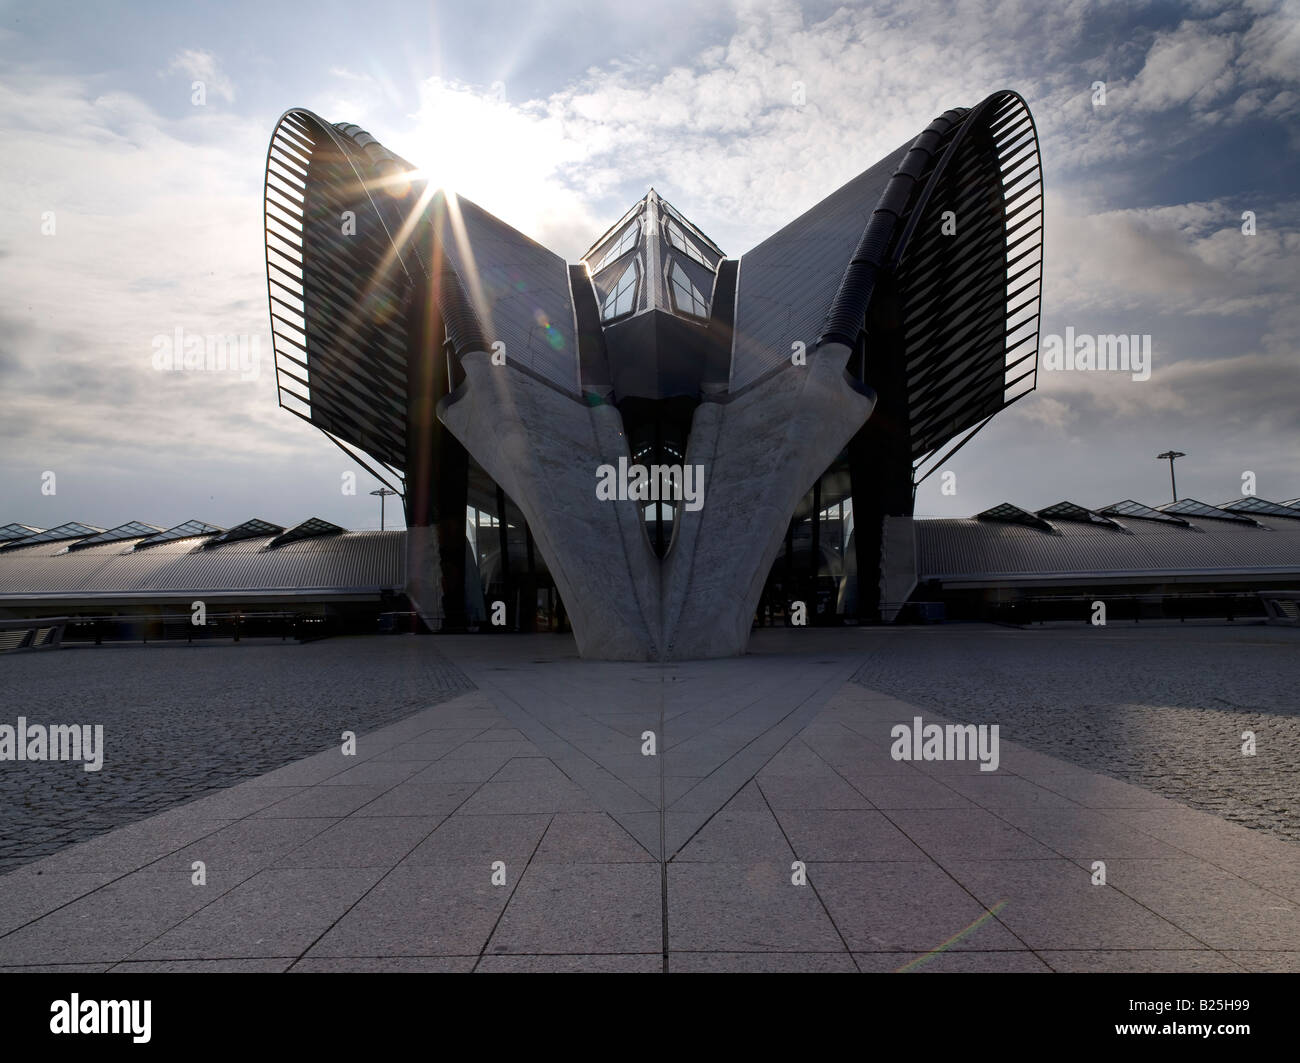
[[2, 496, 1298, 649], [257, 89, 1046, 659], [3, 92, 1295, 656]]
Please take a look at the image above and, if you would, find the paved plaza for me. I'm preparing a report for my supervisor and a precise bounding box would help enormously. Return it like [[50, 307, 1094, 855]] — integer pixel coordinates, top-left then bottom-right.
[[0, 625, 1297, 972]]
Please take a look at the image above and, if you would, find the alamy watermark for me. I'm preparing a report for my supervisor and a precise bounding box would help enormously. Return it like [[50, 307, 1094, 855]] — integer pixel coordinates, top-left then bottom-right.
[[50, 995, 150, 1043], [1041, 327, 1151, 381], [596, 456, 705, 512], [151, 327, 261, 381], [0, 717, 104, 771], [890, 715, 1000, 772]]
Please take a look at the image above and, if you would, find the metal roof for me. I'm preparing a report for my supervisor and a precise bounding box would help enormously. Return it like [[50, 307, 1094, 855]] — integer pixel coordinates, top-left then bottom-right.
[[730, 143, 909, 391], [0, 528, 404, 602], [919, 509, 1300, 586], [436, 190, 579, 393]]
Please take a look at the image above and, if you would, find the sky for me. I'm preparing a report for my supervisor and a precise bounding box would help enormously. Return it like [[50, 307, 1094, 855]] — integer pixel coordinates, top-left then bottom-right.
[[0, 0, 1297, 533]]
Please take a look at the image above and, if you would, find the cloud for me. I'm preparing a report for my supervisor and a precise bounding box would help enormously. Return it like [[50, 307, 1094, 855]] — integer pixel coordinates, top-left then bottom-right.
[[0, 0, 1296, 525], [164, 49, 235, 104], [1127, 20, 1239, 113], [1046, 195, 1300, 316]]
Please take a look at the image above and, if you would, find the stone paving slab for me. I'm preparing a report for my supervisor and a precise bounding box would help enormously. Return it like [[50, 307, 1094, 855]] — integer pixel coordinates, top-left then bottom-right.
[[1, 630, 1297, 973], [853, 951, 1053, 972], [485, 864, 661, 954], [135, 867, 386, 960]]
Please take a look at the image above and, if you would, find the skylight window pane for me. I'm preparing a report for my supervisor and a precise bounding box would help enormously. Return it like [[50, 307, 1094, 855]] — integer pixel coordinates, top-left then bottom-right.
[[669, 262, 709, 318], [1159, 498, 1257, 523], [0, 523, 41, 542], [70, 521, 163, 549], [590, 220, 639, 274], [666, 220, 709, 267], [601, 260, 639, 320], [135, 521, 224, 549], [1098, 500, 1190, 525]]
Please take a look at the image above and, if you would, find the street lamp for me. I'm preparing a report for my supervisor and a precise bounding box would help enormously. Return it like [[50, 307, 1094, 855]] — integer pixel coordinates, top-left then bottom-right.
[[370, 487, 398, 530], [1156, 451, 1185, 503]]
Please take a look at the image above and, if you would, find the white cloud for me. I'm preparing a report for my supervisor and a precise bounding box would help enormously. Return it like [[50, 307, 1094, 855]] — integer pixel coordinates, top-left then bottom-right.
[[0, 0, 1296, 523], [164, 49, 235, 104], [1126, 20, 1238, 113]]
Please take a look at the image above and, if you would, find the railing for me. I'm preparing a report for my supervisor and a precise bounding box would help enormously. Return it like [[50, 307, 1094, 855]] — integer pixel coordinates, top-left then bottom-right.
[[1258, 590, 1300, 626], [0, 616, 68, 652], [0, 612, 336, 649], [985, 591, 1269, 626]]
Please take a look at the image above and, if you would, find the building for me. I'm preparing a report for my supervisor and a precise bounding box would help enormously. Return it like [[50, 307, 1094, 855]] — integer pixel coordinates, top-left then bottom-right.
[[3, 91, 1294, 655], [258, 89, 1045, 659], [3, 495, 1298, 648]]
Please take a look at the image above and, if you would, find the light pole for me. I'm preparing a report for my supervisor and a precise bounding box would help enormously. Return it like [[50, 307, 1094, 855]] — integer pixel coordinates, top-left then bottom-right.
[[1156, 451, 1185, 503], [370, 487, 397, 530]]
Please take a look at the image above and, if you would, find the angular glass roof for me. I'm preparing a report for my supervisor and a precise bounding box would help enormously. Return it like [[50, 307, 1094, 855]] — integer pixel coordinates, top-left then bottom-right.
[[1098, 500, 1191, 527], [601, 259, 639, 320], [270, 517, 346, 547], [976, 503, 1056, 533], [69, 521, 163, 549], [1035, 501, 1124, 530], [0, 522, 104, 549], [1219, 497, 1300, 519], [665, 219, 710, 268], [204, 518, 285, 547], [0, 523, 42, 543], [668, 261, 709, 319], [135, 520, 225, 549], [588, 219, 639, 275], [659, 196, 724, 258], [1158, 498, 1260, 525]]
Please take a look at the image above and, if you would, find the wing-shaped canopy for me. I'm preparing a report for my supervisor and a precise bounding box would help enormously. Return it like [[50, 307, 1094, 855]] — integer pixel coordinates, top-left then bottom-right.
[[263, 109, 580, 486]]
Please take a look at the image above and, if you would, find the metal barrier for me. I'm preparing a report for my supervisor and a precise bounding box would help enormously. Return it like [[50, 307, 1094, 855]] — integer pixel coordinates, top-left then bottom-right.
[[986, 591, 1269, 626], [0, 612, 329, 649], [1258, 590, 1300, 626], [0, 616, 69, 652]]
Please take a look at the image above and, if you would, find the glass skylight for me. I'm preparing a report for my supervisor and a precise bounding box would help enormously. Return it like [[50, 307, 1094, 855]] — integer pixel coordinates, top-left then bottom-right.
[[976, 503, 1055, 532], [0, 523, 41, 543], [1098, 500, 1191, 526], [135, 520, 224, 549], [665, 219, 710, 268], [205, 518, 285, 547], [1218, 497, 1300, 518], [1036, 501, 1123, 529], [1159, 498, 1258, 524], [601, 259, 639, 320], [668, 262, 709, 319], [589, 220, 639, 275], [1, 522, 103, 548], [69, 521, 162, 549], [271, 517, 346, 547]]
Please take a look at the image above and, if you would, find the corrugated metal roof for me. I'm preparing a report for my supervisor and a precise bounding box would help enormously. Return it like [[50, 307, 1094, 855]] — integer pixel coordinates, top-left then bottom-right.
[[730, 143, 909, 391], [435, 192, 579, 395], [919, 514, 1300, 585], [0, 530, 405, 600]]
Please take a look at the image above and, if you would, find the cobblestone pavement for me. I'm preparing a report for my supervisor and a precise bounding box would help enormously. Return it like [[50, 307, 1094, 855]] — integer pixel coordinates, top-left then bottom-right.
[[0, 637, 473, 872], [851, 622, 1300, 842]]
